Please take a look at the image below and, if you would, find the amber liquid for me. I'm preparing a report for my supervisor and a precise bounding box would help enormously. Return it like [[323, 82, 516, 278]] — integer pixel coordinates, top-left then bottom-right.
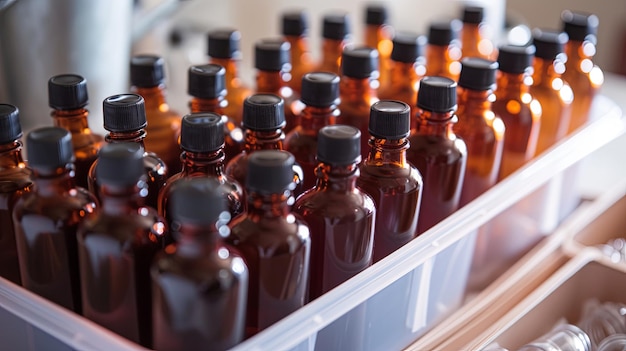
[[365, 24, 393, 91], [78, 187, 166, 347], [13, 169, 97, 313], [460, 24, 496, 60], [256, 71, 300, 134], [378, 61, 424, 111], [227, 192, 310, 337], [357, 139, 422, 262], [134, 86, 182, 174], [493, 72, 542, 180], [407, 112, 467, 234], [152, 227, 247, 351], [209, 58, 253, 125], [317, 39, 347, 76], [338, 77, 379, 160], [454, 88, 505, 206], [285, 35, 316, 94], [425, 44, 462, 81], [52, 109, 104, 190]]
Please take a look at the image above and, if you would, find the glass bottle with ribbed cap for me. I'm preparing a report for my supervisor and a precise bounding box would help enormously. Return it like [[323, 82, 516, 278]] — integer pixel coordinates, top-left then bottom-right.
[[454, 57, 505, 206], [48, 74, 104, 190], [13, 126, 97, 313], [158, 113, 244, 227], [0, 104, 31, 285], [338, 46, 380, 160], [226, 150, 310, 337], [531, 28, 574, 155], [407, 76, 467, 234], [425, 19, 463, 81], [207, 29, 253, 124], [317, 12, 352, 75], [225, 93, 303, 196], [87, 93, 168, 210], [188, 63, 244, 162], [364, 4, 393, 92], [254, 38, 300, 134], [493, 44, 542, 180], [357, 100, 422, 261], [281, 10, 315, 94], [130, 54, 183, 174], [378, 32, 427, 109], [78, 142, 167, 348], [285, 72, 340, 194], [561, 10, 604, 133], [152, 177, 247, 351], [460, 6, 496, 60]]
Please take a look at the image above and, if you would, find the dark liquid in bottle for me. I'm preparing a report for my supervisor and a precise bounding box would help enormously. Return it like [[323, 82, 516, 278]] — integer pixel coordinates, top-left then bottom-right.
[[0, 173, 31, 284]]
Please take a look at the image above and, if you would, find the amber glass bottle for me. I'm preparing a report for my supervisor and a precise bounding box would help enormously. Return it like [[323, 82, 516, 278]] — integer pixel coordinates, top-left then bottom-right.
[[378, 32, 427, 108], [13, 127, 97, 312], [225, 94, 303, 197], [48, 74, 104, 190], [357, 101, 422, 261], [364, 4, 393, 91], [152, 178, 247, 351], [188, 63, 244, 162], [0, 105, 31, 285], [207, 29, 253, 124], [407, 77, 467, 234], [425, 19, 463, 81], [460, 6, 496, 60], [285, 72, 340, 193], [494, 45, 542, 180], [454, 57, 505, 206], [281, 11, 315, 94], [88, 94, 168, 210], [78, 142, 167, 347], [561, 10, 604, 133], [158, 113, 244, 227], [227, 150, 310, 338], [130, 55, 182, 174], [317, 12, 351, 75], [531, 29, 574, 156], [338, 46, 380, 160]]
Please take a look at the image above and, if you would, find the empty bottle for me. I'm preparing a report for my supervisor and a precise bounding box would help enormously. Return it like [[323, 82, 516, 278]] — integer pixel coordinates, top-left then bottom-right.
[[281, 10, 315, 94], [493, 45, 542, 180], [407, 76, 467, 234], [460, 6, 496, 60], [357, 100, 422, 261], [13, 127, 97, 313], [78, 142, 167, 347], [48, 74, 104, 190], [188, 63, 244, 162], [317, 12, 352, 75], [152, 177, 247, 351], [454, 57, 505, 206], [227, 150, 310, 337], [0, 105, 31, 285], [425, 19, 463, 81], [364, 4, 393, 91], [88, 94, 168, 210], [158, 113, 244, 226]]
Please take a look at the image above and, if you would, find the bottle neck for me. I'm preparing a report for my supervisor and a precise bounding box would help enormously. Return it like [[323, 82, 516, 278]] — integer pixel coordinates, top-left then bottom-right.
[[32, 165, 77, 197], [532, 57, 563, 86], [105, 129, 147, 148], [0, 140, 27, 172], [365, 138, 409, 167], [99, 182, 146, 216], [244, 129, 284, 153], [315, 162, 359, 192], [565, 39, 596, 72], [133, 85, 170, 112], [256, 70, 288, 94], [457, 87, 494, 114], [495, 72, 531, 97], [414, 110, 457, 137], [321, 38, 348, 70], [174, 223, 224, 257], [246, 191, 291, 220], [210, 57, 243, 88], [390, 61, 422, 89], [340, 76, 378, 104], [180, 150, 225, 177], [189, 96, 227, 114], [299, 105, 339, 131], [52, 109, 93, 135], [285, 35, 312, 60]]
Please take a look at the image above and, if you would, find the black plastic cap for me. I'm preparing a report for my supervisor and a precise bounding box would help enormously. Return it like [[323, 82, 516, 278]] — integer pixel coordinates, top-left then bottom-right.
[[462, 6, 484, 24], [282, 11, 309, 36], [417, 76, 458, 113], [322, 12, 351, 40], [317, 125, 361, 165], [243, 94, 286, 130], [0, 104, 22, 143], [391, 32, 427, 63], [532, 29, 569, 60], [96, 142, 144, 187], [255, 39, 291, 72], [26, 127, 74, 171], [497, 44, 536, 74], [365, 4, 387, 25], [207, 29, 241, 59], [187, 64, 227, 99], [300, 72, 340, 107], [130, 55, 165, 88], [369, 100, 411, 139], [180, 113, 224, 152], [169, 178, 229, 226], [561, 10, 599, 43], [48, 74, 89, 110], [428, 19, 462, 46], [247, 150, 296, 193], [103, 94, 147, 132], [341, 47, 379, 79], [458, 57, 498, 90]]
